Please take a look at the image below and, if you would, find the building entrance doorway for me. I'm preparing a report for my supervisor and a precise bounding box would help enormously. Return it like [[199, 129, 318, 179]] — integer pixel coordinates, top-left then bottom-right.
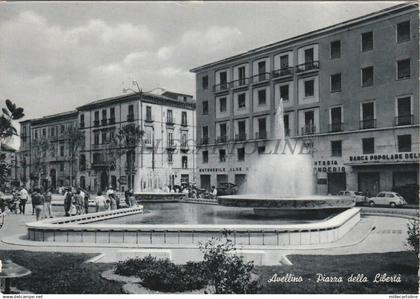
[[327, 173, 346, 195], [200, 175, 211, 191], [100, 171, 108, 191], [358, 172, 380, 197]]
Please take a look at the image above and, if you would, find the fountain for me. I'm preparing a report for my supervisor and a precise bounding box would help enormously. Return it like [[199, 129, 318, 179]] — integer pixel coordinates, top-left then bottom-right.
[[218, 99, 355, 216]]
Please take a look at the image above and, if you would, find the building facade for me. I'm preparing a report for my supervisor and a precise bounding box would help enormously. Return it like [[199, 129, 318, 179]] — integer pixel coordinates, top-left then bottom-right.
[[76, 91, 196, 193], [191, 3, 419, 202], [18, 111, 79, 190]]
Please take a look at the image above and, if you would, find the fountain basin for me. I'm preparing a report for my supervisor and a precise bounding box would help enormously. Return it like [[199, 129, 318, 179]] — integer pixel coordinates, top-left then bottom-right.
[[218, 195, 355, 217]]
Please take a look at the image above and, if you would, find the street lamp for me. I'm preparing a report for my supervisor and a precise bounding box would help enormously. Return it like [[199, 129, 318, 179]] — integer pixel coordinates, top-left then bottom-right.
[[122, 81, 165, 192]]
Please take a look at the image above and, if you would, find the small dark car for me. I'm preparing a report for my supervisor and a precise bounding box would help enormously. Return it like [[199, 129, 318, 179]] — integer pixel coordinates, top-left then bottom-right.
[[217, 182, 238, 196]]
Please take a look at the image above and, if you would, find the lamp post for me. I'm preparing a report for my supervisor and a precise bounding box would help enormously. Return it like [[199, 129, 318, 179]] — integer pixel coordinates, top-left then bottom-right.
[[122, 82, 165, 192]]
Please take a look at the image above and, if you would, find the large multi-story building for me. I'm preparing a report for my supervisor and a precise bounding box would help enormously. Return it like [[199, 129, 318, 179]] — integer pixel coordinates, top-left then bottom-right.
[[18, 111, 79, 190], [191, 3, 419, 202], [77, 91, 196, 192], [18, 90, 196, 193]]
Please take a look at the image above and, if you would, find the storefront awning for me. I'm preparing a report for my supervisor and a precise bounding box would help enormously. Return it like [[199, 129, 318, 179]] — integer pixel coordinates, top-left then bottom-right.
[[345, 161, 419, 167]]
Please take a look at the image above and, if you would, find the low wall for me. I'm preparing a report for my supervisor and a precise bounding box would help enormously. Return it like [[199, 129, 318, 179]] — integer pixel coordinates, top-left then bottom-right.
[[26, 207, 360, 248], [134, 192, 185, 202]]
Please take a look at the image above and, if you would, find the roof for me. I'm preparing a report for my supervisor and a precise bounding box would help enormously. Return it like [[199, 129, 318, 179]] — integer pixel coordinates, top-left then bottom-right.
[[30, 110, 78, 126], [77, 91, 196, 111], [162, 91, 193, 98], [1, 143, 17, 152], [190, 2, 418, 73]]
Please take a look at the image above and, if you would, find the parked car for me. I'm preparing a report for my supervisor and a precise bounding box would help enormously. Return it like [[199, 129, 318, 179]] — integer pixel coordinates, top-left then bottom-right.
[[217, 182, 238, 196], [337, 190, 366, 205], [367, 191, 407, 208]]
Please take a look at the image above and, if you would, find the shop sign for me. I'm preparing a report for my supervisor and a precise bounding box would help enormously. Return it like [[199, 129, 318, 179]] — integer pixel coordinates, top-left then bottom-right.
[[314, 160, 346, 173], [199, 167, 249, 173], [349, 152, 419, 163]]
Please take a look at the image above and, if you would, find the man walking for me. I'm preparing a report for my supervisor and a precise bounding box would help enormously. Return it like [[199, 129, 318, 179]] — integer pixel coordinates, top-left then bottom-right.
[[18, 187, 29, 215], [32, 188, 45, 221], [44, 188, 53, 218]]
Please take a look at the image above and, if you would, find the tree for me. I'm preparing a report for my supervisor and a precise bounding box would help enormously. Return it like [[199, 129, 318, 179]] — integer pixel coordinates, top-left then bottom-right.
[[30, 137, 50, 188], [406, 214, 419, 255], [0, 99, 24, 187], [63, 126, 85, 187]]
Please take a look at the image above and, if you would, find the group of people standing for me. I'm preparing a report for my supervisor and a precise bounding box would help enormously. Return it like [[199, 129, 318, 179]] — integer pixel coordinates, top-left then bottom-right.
[[94, 187, 136, 212], [63, 188, 90, 217]]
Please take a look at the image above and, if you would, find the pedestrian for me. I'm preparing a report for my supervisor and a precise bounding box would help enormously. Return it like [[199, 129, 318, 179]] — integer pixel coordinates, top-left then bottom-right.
[[43, 188, 54, 218], [18, 187, 28, 214], [129, 191, 136, 207], [31, 188, 36, 215], [74, 189, 84, 215], [124, 189, 130, 207], [32, 188, 45, 221], [63, 188, 73, 217], [95, 191, 107, 212], [211, 186, 218, 199], [109, 193, 116, 210], [83, 191, 89, 214]]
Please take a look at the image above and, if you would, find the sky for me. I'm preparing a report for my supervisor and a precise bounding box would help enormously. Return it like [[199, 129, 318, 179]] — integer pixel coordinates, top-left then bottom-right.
[[0, 1, 402, 127]]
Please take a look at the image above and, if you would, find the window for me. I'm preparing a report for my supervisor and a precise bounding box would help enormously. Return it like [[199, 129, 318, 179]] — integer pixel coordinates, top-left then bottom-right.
[[102, 109, 107, 120], [397, 21, 410, 43], [60, 163, 64, 172], [361, 66, 373, 87], [182, 156, 188, 169], [331, 140, 342, 157], [42, 128, 46, 136], [50, 127, 55, 137], [257, 89, 266, 106], [94, 132, 100, 145], [60, 145, 64, 157], [79, 154, 86, 171], [396, 96, 412, 125], [362, 138, 374, 154], [257, 118, 267, 139], [330, 106, 342, 132], [60, 125, 65, 133], [398, 135, 411, 152], [219, 123, 227, 141], [202, 75, 208, 89], [109, 129, 115, 141], [202, 101, 208, 115], [361, 102, 375, 129], [283, 114, 290, 136], [202, 151, 209, 163], [219, 97, 227, 112], [397, 59, 410, 80], [330, 73, 341, 92], [258, 146, 266, 155], [237, 148, 245, 161], [146, 106, 152, 121], [94, 111, 99, 125], [280, 55, 289, 68], [238, 93, 246, 108], [219, 71, 228, 89], [167, 110, 173, 123], [304, 80, 314, 97], [128, 105, 134, 121], [304, 48, 314, 63], [280, 84, 289, 101], [361, 31, 373, 52], [202, 126, 208, 144], [167, 131, 174, 147], [219, 149, 226, 162], [181, 111, 187, 125], [101, 131, 107, 144], [168, 152, 173, 164], [330, 40, 341, 59], [238, 66, 246, 85], [110, 108, 115, 122], [80, 114, 85, 128]]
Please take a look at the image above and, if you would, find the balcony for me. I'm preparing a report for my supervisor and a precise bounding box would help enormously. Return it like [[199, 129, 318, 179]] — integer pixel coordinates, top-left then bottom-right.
[[127, 114, 135, 122], [296, 61, 320, 73], [181, 121, 188, 127], [231, 77, 249, 89], [166, 117, 175, 126], [108, 118, 116, 125], [166, 141, 176, 150], [180, 142, 189, 150], [200, 137, 209, 145], [93, 120, 100, 127], [145, 117, 153, 123], [394, 114, 413, 126], [251, 72, 270, 84], [235, 133, 247, 141], [217, 135, 228, 143], [101, 119, 107, 126], [359, 118, 376, 129], [272, 67, 293, 79], [213, 82, 229, 93], [329, 122, 343, 132], [255, 131, 267, 140], [301, 124, 316, 135]]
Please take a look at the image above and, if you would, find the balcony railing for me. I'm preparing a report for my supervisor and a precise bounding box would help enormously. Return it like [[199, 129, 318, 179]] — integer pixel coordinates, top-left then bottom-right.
[[394, 114, 413, 126], [93, 120, 100, 127], [255, 131, 267, 139], [301, 124, 316, 135], [235, 133, 247, 141], [166, 117, 175, 126], [145, 117, 153, 123], [200, 137, 209, 145], [296, 61, 320, 73], [251, 72, 270, 83], [272, 67, 293, 78], [166, 141, 176, 150], [108, 118, 115, 125], [231, 77, 249, 88], [329, 122, 343, 132], [127, 114, 135, 122], [213, 82, 229, 92], [359, 118, 376, 129], [101, 119, 107, 126], [217, 136, 228, 143], [181, 121, 188, 127]]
